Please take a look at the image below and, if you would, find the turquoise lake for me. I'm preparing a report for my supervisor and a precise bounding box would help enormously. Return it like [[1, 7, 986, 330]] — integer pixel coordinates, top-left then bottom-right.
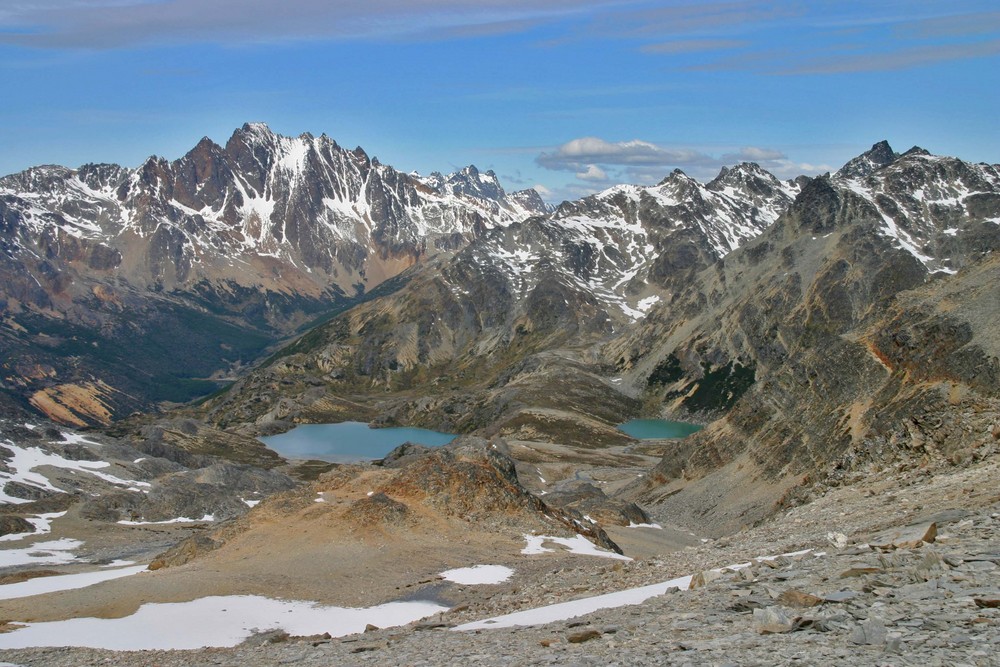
[[258, 421, 456, 463], [617, 419, 703, 439]]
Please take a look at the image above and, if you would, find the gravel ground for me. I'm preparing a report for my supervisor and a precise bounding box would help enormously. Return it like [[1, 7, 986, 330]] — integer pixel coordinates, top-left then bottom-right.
[[1, 456, 998, 666]]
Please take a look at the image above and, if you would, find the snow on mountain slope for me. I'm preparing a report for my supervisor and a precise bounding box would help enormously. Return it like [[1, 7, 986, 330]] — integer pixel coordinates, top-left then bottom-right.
[[460, 163, 800, 323], [0, 123, 543, 300], [831, 143, 1000, 275]]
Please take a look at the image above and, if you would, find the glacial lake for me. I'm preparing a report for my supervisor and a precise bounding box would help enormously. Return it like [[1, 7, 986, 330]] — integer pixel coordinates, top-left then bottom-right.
[[259, 422, 456, 463], [617, 419, 703, 439]]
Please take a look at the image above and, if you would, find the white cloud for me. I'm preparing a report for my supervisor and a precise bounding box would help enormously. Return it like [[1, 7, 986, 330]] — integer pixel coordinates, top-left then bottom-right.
[[534, 136, 834, 196], [575, 164, 608, 181], [537, 137, 711, 171]]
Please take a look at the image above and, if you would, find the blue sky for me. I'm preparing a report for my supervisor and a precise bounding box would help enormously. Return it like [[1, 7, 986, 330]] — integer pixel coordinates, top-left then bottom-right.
[[1, 1, 998, 202]]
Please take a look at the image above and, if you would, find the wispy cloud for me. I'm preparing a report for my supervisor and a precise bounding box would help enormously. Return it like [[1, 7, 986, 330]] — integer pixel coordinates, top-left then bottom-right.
[[623, 3, 1000, 75], [894, 10, 1000, 39], [605, 1, 798, 38], [0, 0, 616, 49], [640, 38, 746, 54], [774, 38, 1000, 74]]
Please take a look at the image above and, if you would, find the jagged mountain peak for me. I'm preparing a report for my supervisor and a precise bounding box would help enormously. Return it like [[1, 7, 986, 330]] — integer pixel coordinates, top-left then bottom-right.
[[236, 121, 276, 140], [0, 164, 73, 191], [902, 145, 931, 158], [421, 164, 511, 207], [835, 139, 899, 180], [656, 168, 692, 186], [707, 162, 780, 192], [825, 144, 1000, 276], [508, 188, 550, 216]]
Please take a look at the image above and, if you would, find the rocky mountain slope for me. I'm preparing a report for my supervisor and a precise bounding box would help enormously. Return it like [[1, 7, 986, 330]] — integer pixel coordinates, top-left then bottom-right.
[[0, 124, 546, 425], [2, 431, 997, 664], [606, 142, 1000, 532], [204, 162, 800, 442]]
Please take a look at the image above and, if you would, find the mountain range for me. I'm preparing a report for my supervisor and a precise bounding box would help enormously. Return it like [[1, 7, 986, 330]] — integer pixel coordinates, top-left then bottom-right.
[[2, 127, 998, 532], [195, 137, 999, 531], [0, 123, 546, 425]]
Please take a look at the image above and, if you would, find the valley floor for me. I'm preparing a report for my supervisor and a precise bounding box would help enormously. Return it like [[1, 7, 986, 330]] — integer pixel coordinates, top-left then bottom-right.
[[1, 453, 997, 666]]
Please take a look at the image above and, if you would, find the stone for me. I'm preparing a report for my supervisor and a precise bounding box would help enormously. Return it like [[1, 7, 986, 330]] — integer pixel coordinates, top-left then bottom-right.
[[0, 515, 35, 537], [689, 570, 724, 589], [351, 643, 384, 653], [822, 591, 858, 603], [839, 567, 881, 578], [850, 618, 887, 646], [241, 629, 289, 646], [777, 590, 823, 608], [414, 621, 453, 630], [827, 532, 849, 549], [753, 607, 795, 634], [869, 522, 937, 549], [567, 629, 602, 643], [148, 535, 221, 570], [973, 598, 1000, 609]]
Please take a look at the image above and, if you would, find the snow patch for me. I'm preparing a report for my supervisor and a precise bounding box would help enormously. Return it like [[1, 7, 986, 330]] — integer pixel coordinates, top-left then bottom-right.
[[117, 514, 214, 526], [0, 512, 66, 542], [0, 596, 448, 650], [0, 441, 151, 504], [456, 549, 816, 631], [0, 538, 83, 568], [0, 564, 147, 601], [521, 534, 631, 561], [439, 565, 514, 585]]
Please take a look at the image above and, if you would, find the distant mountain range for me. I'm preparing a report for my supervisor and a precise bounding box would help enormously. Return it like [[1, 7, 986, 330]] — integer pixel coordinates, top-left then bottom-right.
[[3, 125, 998, 496], [0, 123, 546, 424]]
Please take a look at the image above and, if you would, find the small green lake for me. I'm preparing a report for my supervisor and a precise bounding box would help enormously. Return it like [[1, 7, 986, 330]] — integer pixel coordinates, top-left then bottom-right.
[[617, 419, 703, 439], [258, 421, 456, 463]]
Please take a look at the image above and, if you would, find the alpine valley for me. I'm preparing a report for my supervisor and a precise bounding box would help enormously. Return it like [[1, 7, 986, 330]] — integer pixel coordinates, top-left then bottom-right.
[[0, 127, 998, 665]]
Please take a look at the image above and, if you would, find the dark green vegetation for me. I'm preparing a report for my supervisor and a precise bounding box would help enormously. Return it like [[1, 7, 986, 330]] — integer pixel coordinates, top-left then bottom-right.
[[680, 361, 756, 413], [645, 355, 683, 386], [2, 301, 268, 410]]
